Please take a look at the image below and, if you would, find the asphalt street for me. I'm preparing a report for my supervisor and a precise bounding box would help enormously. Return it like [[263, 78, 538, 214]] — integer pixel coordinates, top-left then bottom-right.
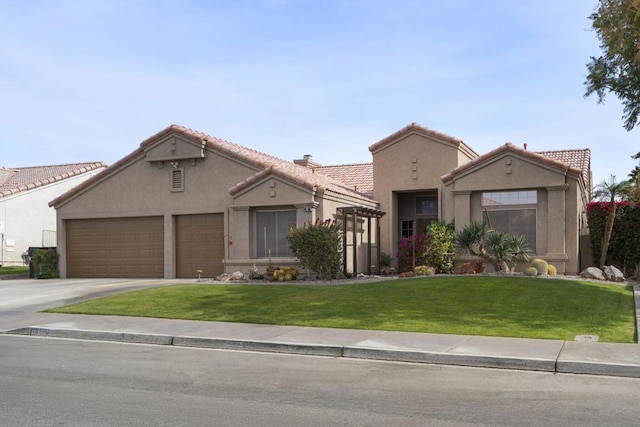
[[2, 334, 640, 426]]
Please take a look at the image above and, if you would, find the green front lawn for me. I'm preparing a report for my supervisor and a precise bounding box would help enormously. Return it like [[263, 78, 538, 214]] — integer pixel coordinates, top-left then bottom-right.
[[46, 276, 637, 343], [0, 266, 29, 275]]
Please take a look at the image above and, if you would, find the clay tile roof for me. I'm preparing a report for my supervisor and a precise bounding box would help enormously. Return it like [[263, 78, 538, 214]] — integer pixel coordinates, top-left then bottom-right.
[[368, 122, 479, 158], [441, 143, 586, 184], [0, 162, 107, 198], [313, 163, 374, 198], [165, 125, 374, 201], [51, 125, 374, 207], [536, 148, 591, 189]]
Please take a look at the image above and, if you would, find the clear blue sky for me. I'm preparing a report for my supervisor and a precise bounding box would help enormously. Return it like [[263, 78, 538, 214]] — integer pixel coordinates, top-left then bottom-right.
[[1, 0, 637, 187]]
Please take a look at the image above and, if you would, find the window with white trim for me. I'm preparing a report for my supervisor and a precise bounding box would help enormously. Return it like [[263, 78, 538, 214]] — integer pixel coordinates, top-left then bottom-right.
[[256, 209, 296, 258], [482, 190, 537, 252]]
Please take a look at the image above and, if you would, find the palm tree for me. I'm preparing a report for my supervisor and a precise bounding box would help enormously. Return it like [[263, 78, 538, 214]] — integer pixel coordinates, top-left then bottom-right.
[[593, 175, 632, 268]]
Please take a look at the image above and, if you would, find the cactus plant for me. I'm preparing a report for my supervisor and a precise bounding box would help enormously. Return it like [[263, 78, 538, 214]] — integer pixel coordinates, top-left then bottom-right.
[[414, 265, 436, 276], [531, 258, 549, 276], [547, 264, 557, 276], [525, 267, 538, 276], [273, 267, 298, 282]]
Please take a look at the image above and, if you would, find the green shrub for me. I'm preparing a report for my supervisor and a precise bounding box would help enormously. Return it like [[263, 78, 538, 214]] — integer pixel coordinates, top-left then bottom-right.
[[379, 252, 393, 268], [531, 258, 549, 275], [248, 265, 264, 280], [287, 219, 342, 280], [547, 264, 557, 276], [423, 222, 455, 273], [32, 248, 59, 279], [525, 267, 538, 276]]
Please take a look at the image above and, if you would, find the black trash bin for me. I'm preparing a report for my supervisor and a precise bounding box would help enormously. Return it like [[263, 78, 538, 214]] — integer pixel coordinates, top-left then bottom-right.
[[27, 247, 38, 278]]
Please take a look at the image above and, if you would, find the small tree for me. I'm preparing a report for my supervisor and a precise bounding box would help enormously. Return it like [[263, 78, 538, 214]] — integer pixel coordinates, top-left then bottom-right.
[[455, 221, 530, 272], [287, 218, 342, 280], [593, 175, 632, 268]]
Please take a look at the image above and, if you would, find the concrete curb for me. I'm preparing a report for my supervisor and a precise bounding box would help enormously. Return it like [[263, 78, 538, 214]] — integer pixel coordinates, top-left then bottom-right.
[[173, 336, 344, 357], [634, 285, 640, 344], [6, 327, 174, 346], [557, 360, 640, 378], [342, 347, 556, 372], [6, 327, 640, 378]]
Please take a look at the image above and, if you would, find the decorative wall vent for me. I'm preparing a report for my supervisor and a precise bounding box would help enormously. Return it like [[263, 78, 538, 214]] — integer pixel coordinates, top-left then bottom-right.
[[171, 168, 184, 192]]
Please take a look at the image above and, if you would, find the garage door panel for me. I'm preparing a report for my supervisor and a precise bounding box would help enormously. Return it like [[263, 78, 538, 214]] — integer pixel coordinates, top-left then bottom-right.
[[66, 217, 164, 278], [176, 214, 224, 278]]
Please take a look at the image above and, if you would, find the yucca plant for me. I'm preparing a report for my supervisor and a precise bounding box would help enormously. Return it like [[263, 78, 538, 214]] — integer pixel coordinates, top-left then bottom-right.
[[455, 221, 530, 272]]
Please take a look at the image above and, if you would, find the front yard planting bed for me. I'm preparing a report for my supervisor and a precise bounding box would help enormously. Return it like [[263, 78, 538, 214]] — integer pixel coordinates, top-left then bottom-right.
[[46, 276, 637, 343]]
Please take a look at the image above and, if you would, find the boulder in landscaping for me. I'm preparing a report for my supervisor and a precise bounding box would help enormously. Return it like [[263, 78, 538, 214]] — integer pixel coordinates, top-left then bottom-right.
[[579, 267, 605, 281], [603, 265, 625, 282]]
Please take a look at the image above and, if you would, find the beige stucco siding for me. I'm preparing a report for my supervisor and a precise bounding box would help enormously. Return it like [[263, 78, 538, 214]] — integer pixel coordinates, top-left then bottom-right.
[[56, 153, 257, 218]]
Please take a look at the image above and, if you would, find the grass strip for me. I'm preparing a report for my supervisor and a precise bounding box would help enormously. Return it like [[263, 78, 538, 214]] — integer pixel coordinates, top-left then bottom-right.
[[0, 266, 29, 275]]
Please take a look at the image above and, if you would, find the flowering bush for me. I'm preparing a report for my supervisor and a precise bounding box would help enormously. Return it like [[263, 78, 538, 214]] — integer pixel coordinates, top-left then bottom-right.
[[397, 222, 455, 273], [397, 233, 426, 273]]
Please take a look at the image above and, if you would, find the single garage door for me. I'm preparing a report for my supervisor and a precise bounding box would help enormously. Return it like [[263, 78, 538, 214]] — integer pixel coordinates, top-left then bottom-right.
[[66, 217, 164, 278], [176, 213, 224, 278]]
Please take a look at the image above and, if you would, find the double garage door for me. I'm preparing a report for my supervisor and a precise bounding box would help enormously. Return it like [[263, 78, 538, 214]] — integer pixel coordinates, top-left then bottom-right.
[[66, 214, 223, 278]]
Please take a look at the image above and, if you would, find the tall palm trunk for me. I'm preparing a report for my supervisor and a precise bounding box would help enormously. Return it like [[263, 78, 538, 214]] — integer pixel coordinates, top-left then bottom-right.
[[599, 199, 616, 268]]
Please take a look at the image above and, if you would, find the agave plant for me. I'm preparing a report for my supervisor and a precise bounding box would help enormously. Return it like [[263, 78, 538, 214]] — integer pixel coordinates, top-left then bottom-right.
[[455, 221, 530, 272]]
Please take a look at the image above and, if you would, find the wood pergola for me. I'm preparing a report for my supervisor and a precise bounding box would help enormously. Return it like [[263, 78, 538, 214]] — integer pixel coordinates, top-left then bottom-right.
[[338, 206, 386, 275]]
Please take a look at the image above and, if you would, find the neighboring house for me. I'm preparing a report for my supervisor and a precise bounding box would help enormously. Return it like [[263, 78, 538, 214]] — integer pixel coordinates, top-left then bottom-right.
[[50, 123, 591, 278], [0, 162, 107, 266]]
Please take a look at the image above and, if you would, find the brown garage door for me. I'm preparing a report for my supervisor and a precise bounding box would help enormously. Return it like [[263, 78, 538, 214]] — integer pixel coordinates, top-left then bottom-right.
[[176, 213, 224, 278], [66, 217, 164, 278]]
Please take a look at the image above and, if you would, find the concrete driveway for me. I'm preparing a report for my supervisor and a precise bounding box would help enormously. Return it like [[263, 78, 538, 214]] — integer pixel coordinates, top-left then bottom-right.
[[0, 278, 192, 331]]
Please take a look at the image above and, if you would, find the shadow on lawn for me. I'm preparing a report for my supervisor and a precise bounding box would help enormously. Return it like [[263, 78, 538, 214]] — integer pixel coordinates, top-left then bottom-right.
[[182, 278, 636, 341]]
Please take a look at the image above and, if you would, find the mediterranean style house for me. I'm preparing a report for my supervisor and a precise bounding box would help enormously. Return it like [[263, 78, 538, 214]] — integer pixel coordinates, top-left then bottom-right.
[[50, 123, 591, 278], [0, 162, 106, 266]]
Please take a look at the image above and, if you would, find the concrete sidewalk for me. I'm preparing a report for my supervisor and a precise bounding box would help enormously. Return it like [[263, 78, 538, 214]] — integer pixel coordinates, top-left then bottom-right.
[[5, 312, 640, 379]]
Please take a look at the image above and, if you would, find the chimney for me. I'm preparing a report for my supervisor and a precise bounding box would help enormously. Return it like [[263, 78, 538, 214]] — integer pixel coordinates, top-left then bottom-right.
[[293, 154, 321, 168], [523, 143, 528, 150]]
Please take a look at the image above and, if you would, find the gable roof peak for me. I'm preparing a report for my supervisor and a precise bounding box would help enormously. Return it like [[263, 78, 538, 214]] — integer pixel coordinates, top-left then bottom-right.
[[441, 142, 587, 184], [368, 122, 479, 157]]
